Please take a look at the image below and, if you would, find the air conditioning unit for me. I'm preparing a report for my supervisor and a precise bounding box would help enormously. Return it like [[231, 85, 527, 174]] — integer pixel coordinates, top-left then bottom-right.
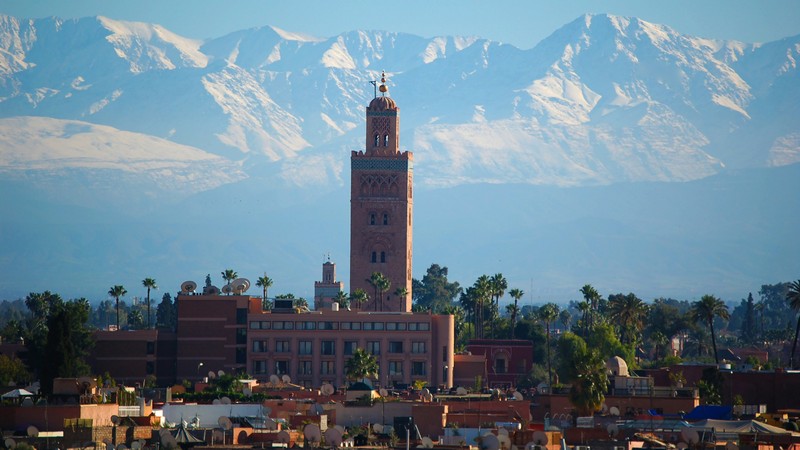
[[576, 446, 591, 450], [614, 446, 626, 450]]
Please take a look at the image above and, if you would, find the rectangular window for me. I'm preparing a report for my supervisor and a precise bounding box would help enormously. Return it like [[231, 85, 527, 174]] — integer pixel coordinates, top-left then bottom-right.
[[299, 340, 312, 355], [366, 341, 380, 355], [409, 322, 430, 331], [250, 321, 261, 330], [276, 340, 290, 353], [386, 322, 407, 331], [412, 361, 426, 376], [389, 361, 403, 376], [319, 321, 338, 330], [253, 340, 268, 353], [321, 340, 335, 356], [236, 308, 247, 325], [320, 361, 335, 375], [273, 321, 294, 330], [299, 360, 312, 375], [273, 321, 284, 330], [344, 341, 358, 355], [146, 361, 155, 374], [388, 341, 403, 353], [236, 347, 246, 364], [236, 328, 247, 345], [254, 360, 267, 375], [146, 342, 155, 355], [412, 342, 426, 354], [364, 322, 385, 331], [260, 321, 271, 330], [275, 360, 289, 375], [297, 321, 317, 330]]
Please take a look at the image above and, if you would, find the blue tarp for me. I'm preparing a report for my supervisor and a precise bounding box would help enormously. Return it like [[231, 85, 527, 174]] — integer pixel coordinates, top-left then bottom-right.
[[683, 405, 733, 421]]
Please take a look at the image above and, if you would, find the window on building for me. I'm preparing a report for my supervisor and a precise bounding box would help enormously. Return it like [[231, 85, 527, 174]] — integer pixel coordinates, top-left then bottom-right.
[[344, 341, 358, 355], [374, 134, 379, 147], [380, 251, 386, 263], [298, 321, 316, 330], [146, 361, 155, 374], [321, 340, 335, 356], [386, 322, 406, 331], [409, 322, 430, 331], [412, 342, 426, 354], [250, 321, 261, 330], [371, 252, 377, 263], [276, 340, 290, 353], [236, 347, 246, 364], [319, 321, 338, 330], [321, 361, 335, 375], [370, 213, 376, 225], [275, 360, 289, 375], [236, 308, 247, 325], [383, 213, 389, 225], [384, 134, 389, 146], [146, 342, 155, 355], [236, 328, 247, 344], [495, 358, 507, 374], [364, 322, 384, 331], [412, 361, 426, 376], [389, 361, 403, 376], [254, 360, 267, 375], [253, 340, 268, 352], [299, 360, 312, 375], [366, 341, 380, 355], [299, 340, 312, 355], [389, 341, 403, 353]]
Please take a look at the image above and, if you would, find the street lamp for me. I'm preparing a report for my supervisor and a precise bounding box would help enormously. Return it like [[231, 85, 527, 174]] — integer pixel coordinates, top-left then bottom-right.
[[197, 362, 204, 379]]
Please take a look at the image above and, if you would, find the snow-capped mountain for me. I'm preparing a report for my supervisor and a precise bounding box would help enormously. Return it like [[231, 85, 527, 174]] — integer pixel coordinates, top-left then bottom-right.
[[0, 13, 798, 302]]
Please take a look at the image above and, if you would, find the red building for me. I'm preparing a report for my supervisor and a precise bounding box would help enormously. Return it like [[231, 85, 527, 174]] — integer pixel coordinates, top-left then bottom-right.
[[465, 339, 534, 388]]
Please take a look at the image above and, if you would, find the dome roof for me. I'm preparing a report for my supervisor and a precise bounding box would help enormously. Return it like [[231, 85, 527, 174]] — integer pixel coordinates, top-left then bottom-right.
[[605, 356, 629, 377], [368, 96, 396, 111]]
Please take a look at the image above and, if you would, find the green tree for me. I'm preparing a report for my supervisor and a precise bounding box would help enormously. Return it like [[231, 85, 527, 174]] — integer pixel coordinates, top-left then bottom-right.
[[156, 292, 177, 331], [334, 291, 350, 309], [128, 309, 144, 330], [580, 284, 601, 329], [394, 287, 408, 308], [108, 285, 128, 331], [559, 309, 572, 331], [351, 289, 369, 310], [367, 272, 391, 312], [0, 354, 30, 386], [345, 348, 379, 382], [221, 269, 238, 293], [256, 274, 273, 310], [539, 303, 559, 388], [607, 293, 648, 346], [489, 273, 508, 337], [557, 332, 607, 416], [690, 295, 730, 365], [40, 299, 94, 396], [412, 264, 462, 313], [787, 280, 800, 369], [142, 277, 157, 328], [507, 288, 524, 339]]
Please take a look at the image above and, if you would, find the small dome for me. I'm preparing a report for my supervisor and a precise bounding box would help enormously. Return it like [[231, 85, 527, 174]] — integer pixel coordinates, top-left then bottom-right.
[[605, 356, 629, 377], [368, 96, 396, 111]]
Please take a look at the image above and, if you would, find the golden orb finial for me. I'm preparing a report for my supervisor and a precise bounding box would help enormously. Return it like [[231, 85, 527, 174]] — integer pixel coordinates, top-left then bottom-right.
[[379, 70, 388, 95]]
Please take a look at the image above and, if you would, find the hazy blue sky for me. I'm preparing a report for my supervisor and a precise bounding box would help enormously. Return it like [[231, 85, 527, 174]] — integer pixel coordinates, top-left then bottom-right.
[[1, 0, 799, 48]]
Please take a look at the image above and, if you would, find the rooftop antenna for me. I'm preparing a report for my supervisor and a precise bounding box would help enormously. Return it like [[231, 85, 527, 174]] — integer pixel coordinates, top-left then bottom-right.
[[369, 80, 377, 98]]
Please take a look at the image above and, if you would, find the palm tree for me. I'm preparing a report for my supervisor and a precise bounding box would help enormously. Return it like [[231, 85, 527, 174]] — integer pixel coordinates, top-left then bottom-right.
[[508, 288, 524, 339], [490, 273, 507, 337], [108, 285, 128, 331], [221, 269, 238, 293], [787, 280, 800, 369], [580, 284, 601, 328], [351, 289, 369, 310], [367, 272, 391, 311], [142, 277, 157, 328], [256, 275, 273, 310], [559, 309, 572, 331], [539, 303, 560, 388], [394, 287, 408, 309], [334, 291, 350, 309], [650, 331, 668, 360], [475, 275, 492, 338], [345, 348, 379, 383], [690, 294, 730, 364], [608, 293, 649, 345], [569, 348, 608, 416]]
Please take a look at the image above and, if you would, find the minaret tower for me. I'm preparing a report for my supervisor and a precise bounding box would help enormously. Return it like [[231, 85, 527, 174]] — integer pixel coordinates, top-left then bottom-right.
[[350, 72, 413, 312]]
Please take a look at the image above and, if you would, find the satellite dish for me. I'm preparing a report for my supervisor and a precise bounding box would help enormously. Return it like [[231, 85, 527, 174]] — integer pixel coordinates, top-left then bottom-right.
[[131, 442, 142, 450], [265, 418, 278, 431], [282, 374, 292, 383], [222, 284, 233, 295], [218, 369, 225, 376], [481, 434, 500, 450], [601, 403, 608, 414], [498, 434, 511, 450], [243, 387, 252, 397], [5, 439, 15, 449], [609, 406, 620, 416], [262, 404, 273, 415], [181, 281, 197, 294], [117, 445, 128, 450], [379, 388, 388, 397], [677, 443, 688, 450], [373, 423, 384, 434], [218, 416, 233, 430], [208, 370, 216, 379], [104, 439, 115, 450], [456, 387, 468, 395], [325, 428, 343, 447], [220, 396, 231, 405], [532, 431, 548, 446], [334, 425, 346, 435], [497, 428, 509, 437], [111, 415, 120, 425], [321, 383, 335, 395], [422, 437, 434, 448], [607, 424, 619, 438], [232, 278, 251, 294], [212, 398, 221, 405], [421, 388, 430, 397], [725, 443, 739, 450], [27, 425, 39, 438], [270, 374, 280, 384], [303, 424, 321, 445], [524, 443, 538, 450], [681, 429, 699, 445], [513, 391, 524, 401], [277, 431, 291, 444], [205, 285, 220, 295]]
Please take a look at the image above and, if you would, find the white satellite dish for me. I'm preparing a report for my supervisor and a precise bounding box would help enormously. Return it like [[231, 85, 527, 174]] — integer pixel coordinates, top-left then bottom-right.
[[422, 437, 434, 448], [104, 439, 115, 450], [232, 278, 251, 294], [677, 443, 688, 450], [265, 418, 278, 431], [456, 387, 468, 395], [181, 281, 197, 294], [325, 428, 343, 447], [131, 442, 142, 450], [27, 425, 39, 438], [681, 429, 699, 445], [282, 374, 292, 383], [212, 398, 221, 405], [218, 369, 225, 376], [270, 374, 280, 384], [421, 388, 430, 397], [725, 443, 739, 450], [524, 443, 538, 450], [373, 423, 384, 434], [222, 284, 233, 295], [5, 439, 15, 449], [321, 383, 335, 395], [609, 406, 620, 416], [218, 416, 233, 430], [497, 428, 509, 437], [303, 424, 322, 445], [334, 425, 346, 435], [513, 391, 524, 401], [379, 388, 389, 397], [481, 434, 500, 450], [117, 445, 128, 450], [532, 431, 548, 446], [262, 404, 273, 415], [277, 430, 291, 444], [208, 370, 216, 379], [607, 424, 619, 438], [220, 396, 231, 405], [498, 434, 511, 450]]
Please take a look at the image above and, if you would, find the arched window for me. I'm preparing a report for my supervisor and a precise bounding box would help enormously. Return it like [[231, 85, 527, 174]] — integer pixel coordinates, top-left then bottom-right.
[[384, 134, 389, 146], [382, 213, 389, 225], [374, 134, 379, 147], [380, 251, 386, 263], [371, 252, 377, 263], [370, 213, 376, 225]]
